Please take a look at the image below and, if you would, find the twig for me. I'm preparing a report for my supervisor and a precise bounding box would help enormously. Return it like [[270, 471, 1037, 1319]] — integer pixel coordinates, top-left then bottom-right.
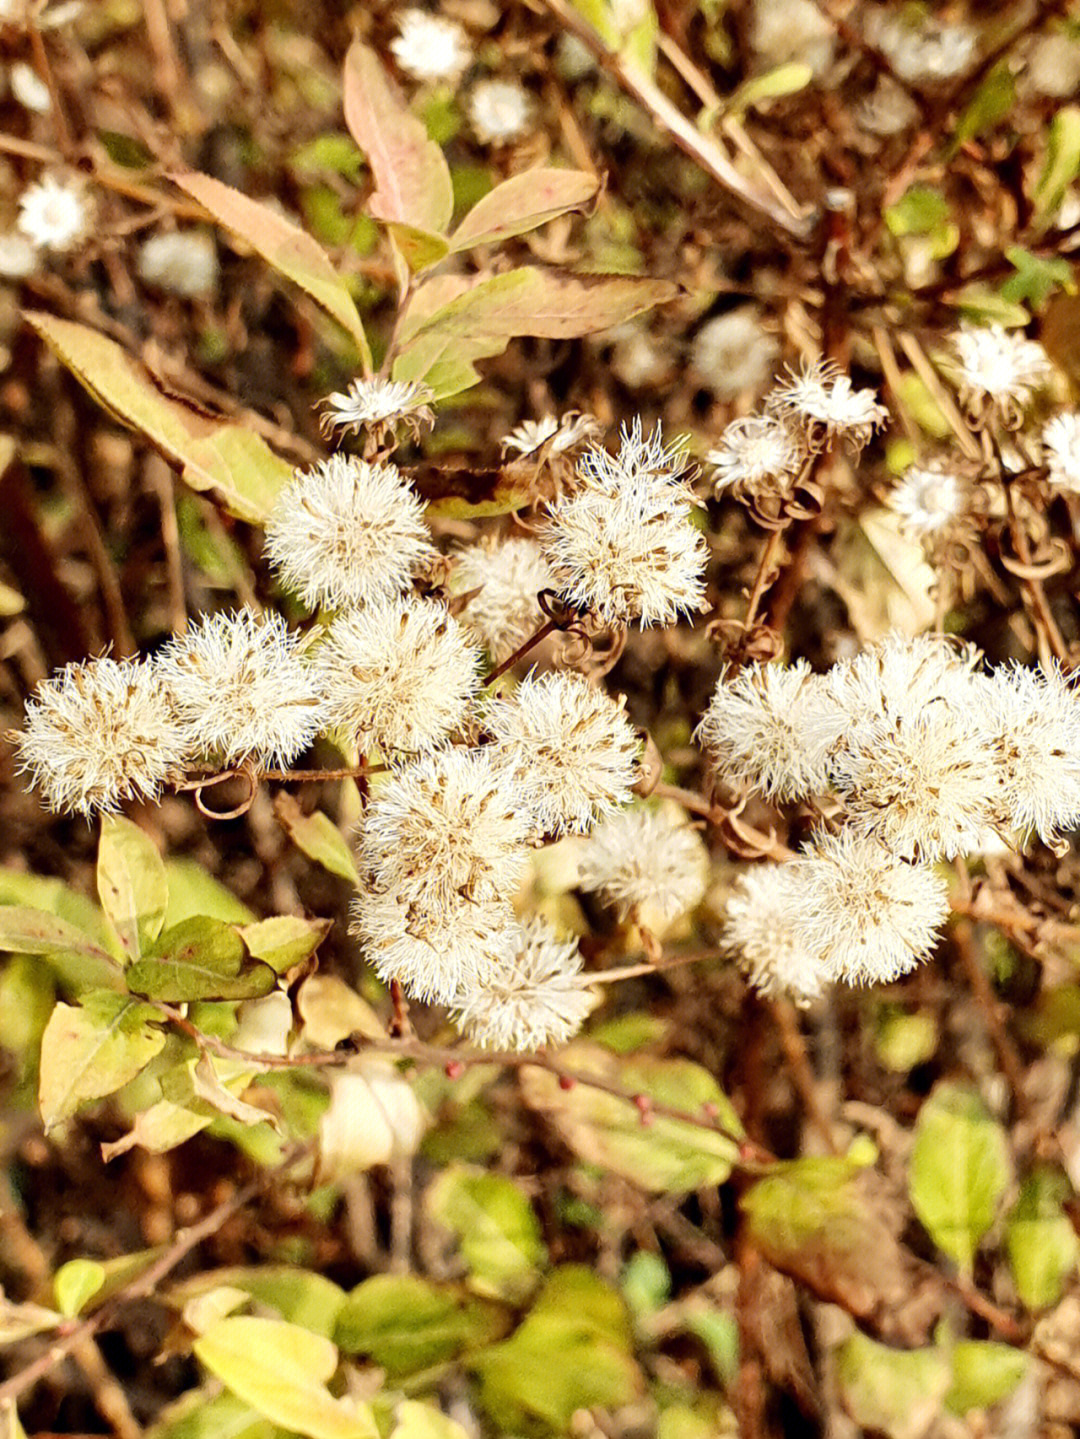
[[768, 997, 839, 1154], [483, 616, 559, 686]]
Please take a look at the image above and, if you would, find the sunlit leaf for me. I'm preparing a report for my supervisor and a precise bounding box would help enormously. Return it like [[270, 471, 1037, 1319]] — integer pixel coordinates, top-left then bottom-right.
[[945, 1340, 1028, 1415], [173, 1267, 347, 1340], [389, 1403, 471, 1439], [450, 168, 599, 251], [126, 916, 276, 1003], [0, 1298, 62, 1349], [39, 993, 165, 1130], [97, 815, 168, 961], [239, 916, 331, 975], [836, 1333, 950, 1439], [163, 859, 256, 927], [274, 794, 359, 884], [145, 1388, 285, 1439], [54, 1258, 105, 1317], [1033, 105, 1080, 230], [425, 1166, 547, 1302]]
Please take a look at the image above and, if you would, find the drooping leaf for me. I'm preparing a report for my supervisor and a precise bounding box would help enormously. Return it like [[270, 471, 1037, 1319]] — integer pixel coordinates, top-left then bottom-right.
[[172, 171, 372, 367], [296, 974, 385, 1047], [194, 1316, 378, 1439], [273, 794, 359, 884], [1006, 1166, 1080, 1309], [173, 1268, 347, 1340], [97, 815, 168, 961], [0, 1297, 62, 1349], [342, 39, 453, 236], [908, 1082, 1011, 1278], [126, 916, 276, 1003], [239, 916, 331, 975], [945, 1340, 1028, 1415], [336, 1275, 509, 1376], [38, 993, 165, 1130], [836, 1333, 951, 1439], [191, 1053, 279, 1131], [405, 458, 536, 520], [1033, 105, 1080, 231], [450, 168, 599, 251], [0, 905, 122, 993], [425, 1166, 547, 1303], [26, 313, 294, 524]]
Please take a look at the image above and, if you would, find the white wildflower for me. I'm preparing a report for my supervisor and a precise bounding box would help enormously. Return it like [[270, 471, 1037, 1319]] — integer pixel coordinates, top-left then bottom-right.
[[690, 308, 780, 401], [750, 0, 835, 78], [823, 632, 976, 729], [857, 77, 920, 137], [890, 463, 970, 541], [707, 414, 806, 501], [501, 412, 600, 458], [158, 609, 325, 768], [768, 362, 889, 452], [867, 12, 978, 84], [264, 454, 435, 612], [486, 670, 641, 836], [951, 325, 1052, 415], [316, 596, 482, 754], [0, 231, 39, 279], [503, 416, 559, 456], [1043, 412, 1080, 495], [468, 78, 533, 144], [453, 537, 553, 664], [10, 61, 50, 112], [788, 831, 948, 985], [696, 659, 846, 801], [723, 865, 829, 1003], [451, 916, 594, 1050], [319, 377, 434, 439], [1026, 31, 1080, 99], [17, 656, 190, 817], [580, 417, 692, 497], [578, 805, 708, 922], [17, 174, 92, 252], [390, 8, 472, 86], [137, 230, 219, 297]]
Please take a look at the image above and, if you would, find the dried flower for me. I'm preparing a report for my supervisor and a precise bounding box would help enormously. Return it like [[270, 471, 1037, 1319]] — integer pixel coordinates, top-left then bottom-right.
[[501, 412, 600, 458], [451, 916, 594, 1050], [453, 537, 553, 663], [1043, 411, 1080, 495], [768, 362, 888, 452], [0, 231, 39, 279], [10, 61, 50, 112], [690, 308, 780, 400], [319, 377, 434, 440], [951, 325, 1052, 415], [17, 174, 92, 252], [707, 414, 806, 501], [750, 0, 835, 77], [315, 596, 482, 754], [487, 670, 642, 836], [788, 831, 948, 985], [890, 463, 970, 542], [696, 660, 846, 801], [468, 78, 533, 144], [158, 608, 325, 768], [578, 805, 708, 922], [264, 454, 434, 613], [137, 230, 218, 297], [867, 12, 978, 83], [17, 656, 190, 816], [390, 8, 472, 85], [857, 77, 920, 136], [722, 865, 829, 1003]]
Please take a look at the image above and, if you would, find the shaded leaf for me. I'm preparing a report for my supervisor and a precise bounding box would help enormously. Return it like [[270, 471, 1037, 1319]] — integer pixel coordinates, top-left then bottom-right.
[[1006, 1166, 1080, 1309], [240, 916, 330, 975], [945, 1340, 1028, 1415], [836, 1333, 950, 1439], [274, 794, 359, 884], [164, 859, 256, 927], [405, 458, 536, 519], [26, 313, 294, 524], [342, 39, 453, 236], [97, 815, 168, 961], [450, 168, 599, 251], [426, 1166, 546, 1303], [336, 1275, 509, 1376], [146, 1388, 286, 1439], [127, 916, 276, 1002], [173, 1268, 347, 1340], [952, 62, 1016, 149], [0, 904, 122, 993], [173, 172, 372, 367], [39, 993, 165, 1130], [386, 223, 450, 272]]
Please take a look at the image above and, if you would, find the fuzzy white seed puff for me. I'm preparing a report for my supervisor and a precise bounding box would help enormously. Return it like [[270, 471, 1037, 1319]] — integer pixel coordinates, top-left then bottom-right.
[[690, 308, 780, 400], [890, 464, 969, 541], [468, 78, 533, 144], [1043, 412, 1080, 495], [578, 805, 708, 923], [578, 418, 693, 500], [867, 12, 978, 84], [454, 537, 553, 664], [264, 454, 435, 613], [451, 916, 595, 1050], [768, 362, 888, 452], [17, 656, 191, 817], [707, 414, 806, 502], [137, 230, 219, 297], [316, 596, 482, 754], [822, 632, 978, 730], [485, 670, 642, 836], [951, 325, 1052, 415], [722, 865, 829, 1003], [502, 412, 601, 459], [390, 8, 472, 85], [788, 831, 949, 986], [696, 659, 846, 802], [319, 378, 434, 439], [17, 174, 93, 252], [158, 609, 325, 768]]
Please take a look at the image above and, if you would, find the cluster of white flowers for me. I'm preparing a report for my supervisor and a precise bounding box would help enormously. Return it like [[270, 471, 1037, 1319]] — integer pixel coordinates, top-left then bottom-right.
[[704, 634, 1080, 996]]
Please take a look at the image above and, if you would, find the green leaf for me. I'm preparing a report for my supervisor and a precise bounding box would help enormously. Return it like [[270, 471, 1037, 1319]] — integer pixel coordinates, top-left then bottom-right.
[[389, 1403, 471, 1439], [471, 1267, 643, 1432], [908, 1082, 1011, 1278], [425, 1166, 547, 1303], [274, 794, 359, 884], [952, 61, 1016, 149], [520, 1042, 741, 1193], [173, 1268, 347, 1339], [1006, 1166, 1080, 1309], [240, 916, 331, 975], [1000, 246, 1074, 309], [26, 314, 295, 524], [146, 1388, 285, 1439], [953, 284, 1031, 329], [726, 62, 812, 116], [127, 917, 276, 1003], [0, 905, 122, 993], [38, 993, 165, 1130], [194, 1316, 378, 1439], [173, 172, 372, 368], [945, 1340, 1028, 1415], [836, 1333, 950, 1439], [163, 859, 256, 927], [97, 815, 168, 961], [54, 1259, 105, 1317], [342, 39, 453, 237], [885, 185, 950, 238], [450, 168, 599, 251], [1033, 105, 1080, 230], [335, 1275, 509, 1376], [387, 223, 450, 273], [0, 872, 110, 948]]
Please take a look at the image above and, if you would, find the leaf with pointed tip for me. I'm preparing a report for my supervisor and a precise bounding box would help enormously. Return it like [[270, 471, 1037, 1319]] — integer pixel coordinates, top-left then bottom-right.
[[39, 993, 165, 1130], [274, 794, 359, 884], [127, 916, 276, 1002], [240, 916, 331, 974], [450, 169, 599, 251], [0, 905, 122, 993], [97, 815, 168, 961]]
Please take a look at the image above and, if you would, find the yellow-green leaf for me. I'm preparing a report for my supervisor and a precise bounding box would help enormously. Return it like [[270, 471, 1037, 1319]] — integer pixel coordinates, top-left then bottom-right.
[[240, 916, 331, 974], [450, 168, 599, 251], [836, 1333, 950, 1439], [0, 904, 122, 993], [1033, 105, 1080, 230], [274, 794, 359, 884], [335, 1275, 509, 1376], [127, 916, 276, 1003], [39, 993, 165, 1131], [1006, 1166, 1080, 1309], [426, 1166, 546, 1303], [54, 1259, 105, 1317], [97, 815, 168, 961], [390, 1403, 471, 1439]]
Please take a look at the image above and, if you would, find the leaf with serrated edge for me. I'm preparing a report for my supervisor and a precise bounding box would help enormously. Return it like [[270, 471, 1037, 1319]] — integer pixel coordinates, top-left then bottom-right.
[[342, 39, 453, 236], [450, 169, 599, 251], [97, 816, 168, 961], [172, 172, 372, 366], [38, 994, 165, 1130]]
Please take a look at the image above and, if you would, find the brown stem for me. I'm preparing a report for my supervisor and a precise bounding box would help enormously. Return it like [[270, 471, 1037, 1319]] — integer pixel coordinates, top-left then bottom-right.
[[743, 525, 786, 635], [951, 916, 1028, 1117], [769, 997, 839, 1154], [483, 616, 559, 686]]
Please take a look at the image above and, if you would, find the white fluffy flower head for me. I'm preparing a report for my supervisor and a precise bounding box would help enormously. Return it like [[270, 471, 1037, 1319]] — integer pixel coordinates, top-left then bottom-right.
[[890, 464, 969, 541], [137, 230, 218, 297], [264, 454, 434, 612], [868, 12, 978, 83], [159, 609, 325, 768], [690, 308, 780, 400], [468, 79, 533, 144], [707, 414, 806, 501], [501, 412, 601, 458], [454, 537, 553, 663], [320, 378, 434, 439], [17, 174, 93, 252], [578, 805, 708, 923], [1043, 412, 1080, 495], [17, 656, 190, 817], [788, 831, 948, 985], [316, 596, 482, 754], [391, 8, 472, 85], [723, 865, 828, 1003], [451, 917, 594, 1050], [768, 362, 888, 452], [0, 231, 39, 279], [951, 326, 1052, 415], [486, 670, 641, 836]]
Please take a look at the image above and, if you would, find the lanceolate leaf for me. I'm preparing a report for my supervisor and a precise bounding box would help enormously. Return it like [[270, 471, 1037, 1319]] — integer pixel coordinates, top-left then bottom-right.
[[342, 39, 453, 236], [450, 169, 599, 251], [172, 171, 372, 366], [26, 314, 294, 524], [38, 993, 165, 1130], [0, 904, 122, 993], [97, 815, 168, 961]]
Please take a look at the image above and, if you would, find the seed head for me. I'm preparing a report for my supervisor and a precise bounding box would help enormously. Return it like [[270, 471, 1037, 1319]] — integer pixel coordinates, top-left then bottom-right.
[[453, 537, 553, 664], [722, 865, 829, 1003], [950, 325, 1052, 415], [890, 463, 970, 541], [137, 230, 219, 297], [768, 362, 888, 453], [17, 174, 93, 252], [390, 8, 472, 85], [578, 805, 709, 922], [1043, 412, 1080, 495], [468, 79, 533, 144], [319, 377, 434, 439], [690, 307, 780, 400], [707, 414, 806, 501]]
